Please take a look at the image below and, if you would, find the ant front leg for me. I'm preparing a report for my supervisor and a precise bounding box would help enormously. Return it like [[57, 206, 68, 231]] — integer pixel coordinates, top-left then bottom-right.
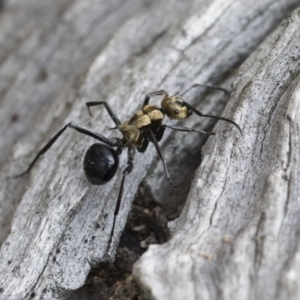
[[14, 122, 118, 178], [180, 83, 230, 97], [162, 124, 215, 135], [109, 146, 135, 244], [143, 90, 168, 108], [86, 101, 121, 127]]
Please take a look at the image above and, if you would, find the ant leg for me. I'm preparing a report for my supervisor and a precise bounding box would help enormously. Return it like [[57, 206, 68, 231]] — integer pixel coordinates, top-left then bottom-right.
[[154, 125, 166, 142], [14, 122, 118, 178], [143, 90, 168, 108], [109, 146, 135, 244], [162, 124, 215, 135], [148, 128, 177, 189], [86, 101, 121, 127], [181, 83, 230, 97]]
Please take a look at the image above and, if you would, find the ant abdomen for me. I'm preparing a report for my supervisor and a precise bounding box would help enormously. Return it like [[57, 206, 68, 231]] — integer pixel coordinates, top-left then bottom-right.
[[83, 143, 119, 185]]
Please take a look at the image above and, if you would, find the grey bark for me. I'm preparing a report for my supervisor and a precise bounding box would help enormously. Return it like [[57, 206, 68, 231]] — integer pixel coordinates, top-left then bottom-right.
[[0, 0, 299, 299], [135, 8, 300, 300]]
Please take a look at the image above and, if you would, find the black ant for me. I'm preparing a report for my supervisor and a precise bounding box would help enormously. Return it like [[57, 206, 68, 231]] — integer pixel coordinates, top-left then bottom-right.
[[15, 84, 241, 243]]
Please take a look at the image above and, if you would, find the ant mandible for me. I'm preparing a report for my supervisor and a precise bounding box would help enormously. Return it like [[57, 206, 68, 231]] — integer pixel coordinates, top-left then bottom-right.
[[15, 84, 242, 243]]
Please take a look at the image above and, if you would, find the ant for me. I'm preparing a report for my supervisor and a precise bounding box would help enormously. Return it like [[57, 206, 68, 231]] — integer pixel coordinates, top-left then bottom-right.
[[15, 84, 241, 243]]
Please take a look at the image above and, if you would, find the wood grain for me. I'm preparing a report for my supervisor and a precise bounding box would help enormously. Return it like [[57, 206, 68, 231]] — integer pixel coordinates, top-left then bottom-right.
[[0, 0, 299, 299]]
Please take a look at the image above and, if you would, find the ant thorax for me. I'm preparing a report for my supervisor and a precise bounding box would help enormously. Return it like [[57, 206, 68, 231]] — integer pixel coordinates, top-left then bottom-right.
[[118, 105, 164, 145]]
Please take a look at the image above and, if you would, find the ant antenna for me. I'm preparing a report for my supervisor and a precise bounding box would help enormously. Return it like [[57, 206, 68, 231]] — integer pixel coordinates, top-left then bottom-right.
[[181, 83, 230, 97], [179, 83, 241, 134], [183, 101, 242, 135]]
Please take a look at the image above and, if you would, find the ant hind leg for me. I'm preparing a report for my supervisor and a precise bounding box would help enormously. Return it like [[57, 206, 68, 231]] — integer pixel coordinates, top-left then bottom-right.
[[14, 122, 116, 178], [108, 147, 135, 245]]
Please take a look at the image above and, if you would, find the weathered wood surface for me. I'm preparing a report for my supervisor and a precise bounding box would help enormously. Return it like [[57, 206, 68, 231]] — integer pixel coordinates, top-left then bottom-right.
[[0, 0, 299, 299], [135, 8, 300, 300]]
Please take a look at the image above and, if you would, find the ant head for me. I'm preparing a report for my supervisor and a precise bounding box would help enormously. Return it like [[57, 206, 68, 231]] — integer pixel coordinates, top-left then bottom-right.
[[161, 95, 192, 120]]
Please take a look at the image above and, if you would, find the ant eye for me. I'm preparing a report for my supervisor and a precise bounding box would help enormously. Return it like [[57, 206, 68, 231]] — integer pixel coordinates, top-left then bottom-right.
[[174, 110, 179, 114]]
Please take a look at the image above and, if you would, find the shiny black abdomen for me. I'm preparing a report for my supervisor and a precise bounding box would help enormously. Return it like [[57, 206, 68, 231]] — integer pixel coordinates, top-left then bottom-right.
[[83, 143, 119, 185]]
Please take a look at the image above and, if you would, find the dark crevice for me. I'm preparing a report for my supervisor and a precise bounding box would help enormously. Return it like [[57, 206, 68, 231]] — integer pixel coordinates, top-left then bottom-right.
[[283, 119, 292, 217], [253, 212, 266, 269], [66, 186, 170, 300], [142, 72, 238, 218]]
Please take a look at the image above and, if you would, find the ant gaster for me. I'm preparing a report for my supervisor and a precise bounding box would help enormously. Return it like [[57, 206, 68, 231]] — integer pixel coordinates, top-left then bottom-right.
[[15, 84, 242, 243]]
